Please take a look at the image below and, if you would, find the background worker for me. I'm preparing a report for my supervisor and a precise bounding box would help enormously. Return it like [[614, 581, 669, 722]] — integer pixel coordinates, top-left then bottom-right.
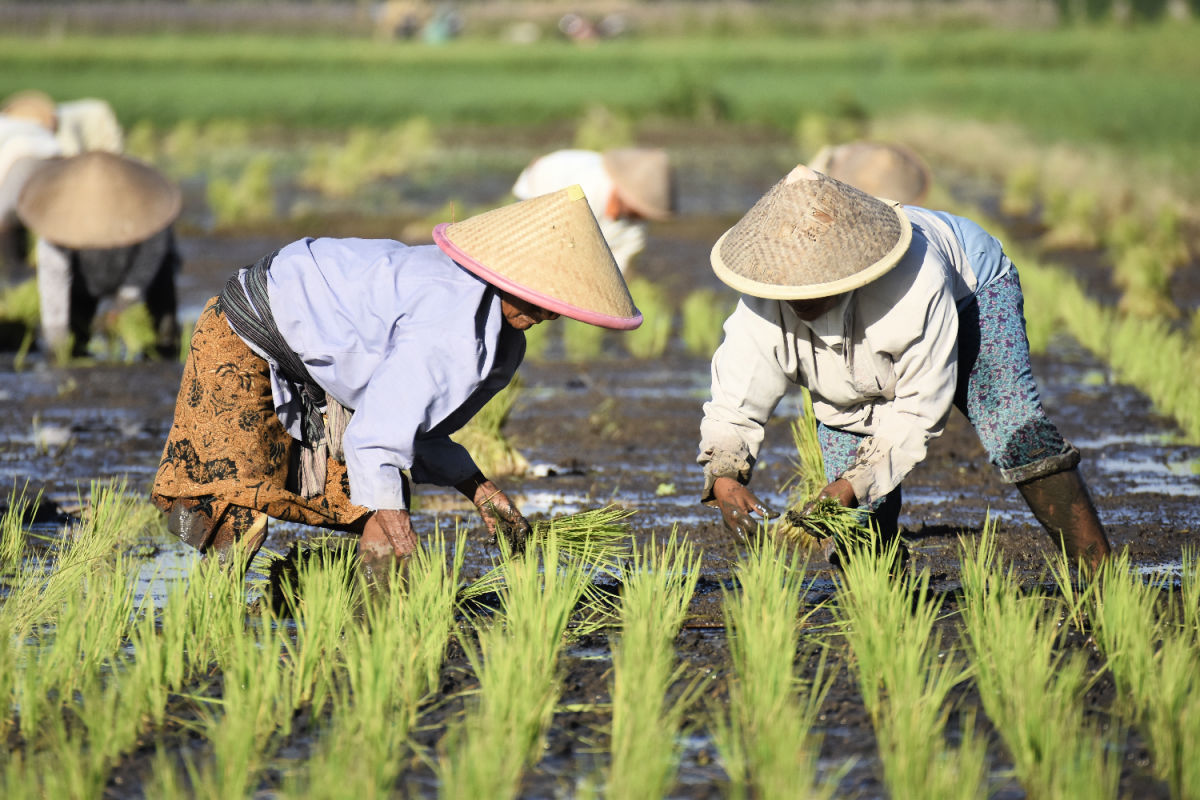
[[0, 91, 62, 284], [151, 186, 642, 572], [698, 165, 1111, 571], [807, 140, 933, 205], [512, 147, 674, 274], [16, 151, 183, 358]]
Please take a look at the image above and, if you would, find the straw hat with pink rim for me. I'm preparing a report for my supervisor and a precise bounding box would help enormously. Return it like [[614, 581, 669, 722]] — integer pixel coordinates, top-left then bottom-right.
[[17, 151, 181, 249], [433, 184, 643, 330], [711, 165, 913, 301]]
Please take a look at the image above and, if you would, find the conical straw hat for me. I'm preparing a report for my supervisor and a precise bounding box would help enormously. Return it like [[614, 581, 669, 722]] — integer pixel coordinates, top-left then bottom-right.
[[602, 148, 674, 220], [808, 141, 932, 205], [433, 185, 642, 330], [16, 151, 181, 249], [1, 89, 57, 131], [711, 165, 912, 300]]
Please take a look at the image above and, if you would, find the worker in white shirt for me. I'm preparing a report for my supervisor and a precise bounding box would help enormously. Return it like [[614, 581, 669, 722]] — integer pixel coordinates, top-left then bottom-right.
[[512, 148, 674, 274], [698, 164, 1110, 571]]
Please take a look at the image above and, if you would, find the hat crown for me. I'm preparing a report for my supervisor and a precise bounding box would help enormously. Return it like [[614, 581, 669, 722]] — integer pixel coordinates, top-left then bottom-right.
[[16, 151, 181, 249], [711, 167, 912, 300], [808, 141, 932, 205], [433, 185, 641, 330], [602, 148, 673, 220]]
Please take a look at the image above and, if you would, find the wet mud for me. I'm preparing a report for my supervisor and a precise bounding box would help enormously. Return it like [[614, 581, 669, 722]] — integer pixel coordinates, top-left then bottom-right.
[[3, 165, 1199, 798]]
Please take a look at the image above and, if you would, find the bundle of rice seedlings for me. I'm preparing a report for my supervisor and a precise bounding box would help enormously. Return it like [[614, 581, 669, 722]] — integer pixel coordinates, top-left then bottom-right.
[[460, 506, 634, 602], [777, 497, 865, 545]]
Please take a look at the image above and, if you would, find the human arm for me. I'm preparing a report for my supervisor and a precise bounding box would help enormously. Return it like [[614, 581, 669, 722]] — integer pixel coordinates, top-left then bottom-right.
[[698, 298, 797, 531], [455, 471, 531, 554], [34, 239, 72, 352]]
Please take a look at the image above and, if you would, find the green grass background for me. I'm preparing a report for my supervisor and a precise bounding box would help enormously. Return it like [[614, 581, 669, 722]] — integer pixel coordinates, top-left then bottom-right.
[[2, 23, 1197, 173]]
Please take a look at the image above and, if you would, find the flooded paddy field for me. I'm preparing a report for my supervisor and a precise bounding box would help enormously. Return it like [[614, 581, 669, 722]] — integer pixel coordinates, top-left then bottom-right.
[[3, 157, 1199, 798]]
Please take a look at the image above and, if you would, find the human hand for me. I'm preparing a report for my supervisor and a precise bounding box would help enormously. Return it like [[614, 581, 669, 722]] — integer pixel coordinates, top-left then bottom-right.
[[802, 478, 857, 514], [712, 476, 774, 539], [474, 484, 532, 556], [361, 508, 419, 559]]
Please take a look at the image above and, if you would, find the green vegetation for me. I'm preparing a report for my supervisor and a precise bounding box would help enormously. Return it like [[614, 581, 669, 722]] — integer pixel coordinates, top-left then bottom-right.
[[959, 521, 1122, 799], [452, 373, 529, 478], [623, 276, 673, 359], [679, 288, 731, 358], [606, 532, 701, 799], [713, 537, 833, 799], [4, 26, 1198, 184], [436, 530, 595, 798], [835, 534, 988, 798]]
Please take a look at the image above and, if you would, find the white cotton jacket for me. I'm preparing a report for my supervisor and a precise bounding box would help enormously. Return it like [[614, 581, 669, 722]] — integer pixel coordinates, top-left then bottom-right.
[[698, 207, 1011, 505]]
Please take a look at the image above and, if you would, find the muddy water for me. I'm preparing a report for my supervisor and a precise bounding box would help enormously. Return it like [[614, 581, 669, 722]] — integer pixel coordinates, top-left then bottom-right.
[[3, 160, 1199, 797]]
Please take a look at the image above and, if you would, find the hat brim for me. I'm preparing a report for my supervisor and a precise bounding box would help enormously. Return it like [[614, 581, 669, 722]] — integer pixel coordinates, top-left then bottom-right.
[[433, 223, 643, 330], [710, 201, 913, 300]]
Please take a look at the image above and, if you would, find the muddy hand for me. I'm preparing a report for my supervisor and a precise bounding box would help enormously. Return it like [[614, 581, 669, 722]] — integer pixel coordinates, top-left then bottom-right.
[[803, 478, 857, 514], [477, 489, 532, 556], [712, 476, 774, 539]]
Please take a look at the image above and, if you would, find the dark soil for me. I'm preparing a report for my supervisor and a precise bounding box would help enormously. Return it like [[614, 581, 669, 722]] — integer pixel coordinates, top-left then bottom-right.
[[2, 162, 1198, 798]]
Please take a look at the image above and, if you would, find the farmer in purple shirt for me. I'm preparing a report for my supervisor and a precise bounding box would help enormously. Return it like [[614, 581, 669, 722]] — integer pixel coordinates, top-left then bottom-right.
[[152, 186, 641, 573]]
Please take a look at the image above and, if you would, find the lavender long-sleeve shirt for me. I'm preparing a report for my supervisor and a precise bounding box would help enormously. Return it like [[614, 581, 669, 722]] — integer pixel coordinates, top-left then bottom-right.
[[238, 237, 524, 510]]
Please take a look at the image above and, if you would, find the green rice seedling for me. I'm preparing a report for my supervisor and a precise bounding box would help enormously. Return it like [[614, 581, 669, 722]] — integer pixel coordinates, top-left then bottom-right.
[[1087, 551, 1200, 798], [1000, 162, 1040, 218], [959, 520, 1120, 800], [460, 506, 634, 603], [713, 536, 835, 800], [452, 373, 529, 478], [623, 277, 674, 360], [162, 119, 203, 177], [437, 531, 596, 799], [1114, 244, 1178, 320], [783, 387, 826, 510], [606, 532, 701, 800], [1178, 546, 1200, 642], [123, 119, 159, 163], [573, 103, 634, 152], [206, 153, 277, 228], [1042, 187, 1102, 251], [104, 301, 159, 362], [288, 526, 466, 798], [561, 317, 608, 362], [834, 533, 987, 800], [679, 288, 730, 358], [189, 606, 294, 799], [0, 277, 40, 333], [521, 317, 553, 362], [275, 541, 359, 718], [0, 482, 40, 570]]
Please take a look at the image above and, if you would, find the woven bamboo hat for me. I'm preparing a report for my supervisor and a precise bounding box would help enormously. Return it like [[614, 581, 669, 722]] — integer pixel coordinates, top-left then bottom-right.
[[807, 141, 933, 205], [1, 89, 57, 132], [16, 151, 182, 249], [711, 165, 912, 300], [602, 148, 674, 220], [433, 185, 642, 330]]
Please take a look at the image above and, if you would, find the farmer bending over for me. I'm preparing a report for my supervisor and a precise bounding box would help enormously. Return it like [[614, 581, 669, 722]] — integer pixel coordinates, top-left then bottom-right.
[[697, 165, 1111, 571], [152, 186, 641, 572], [512, 148, 674, 274], [17, 151, 183, 358]]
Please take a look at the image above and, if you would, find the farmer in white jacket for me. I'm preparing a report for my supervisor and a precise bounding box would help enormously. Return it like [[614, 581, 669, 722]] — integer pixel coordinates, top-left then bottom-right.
[[512, 148, 674, 274], [698, 165, 1111, 571]]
